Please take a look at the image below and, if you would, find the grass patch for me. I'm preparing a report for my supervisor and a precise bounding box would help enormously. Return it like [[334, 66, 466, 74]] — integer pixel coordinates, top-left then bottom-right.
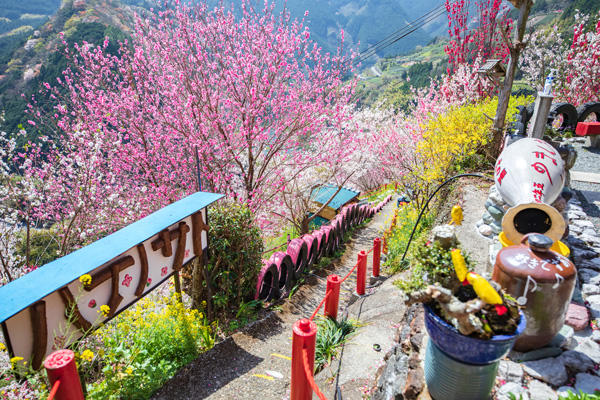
[[314, 317, 359, 373]]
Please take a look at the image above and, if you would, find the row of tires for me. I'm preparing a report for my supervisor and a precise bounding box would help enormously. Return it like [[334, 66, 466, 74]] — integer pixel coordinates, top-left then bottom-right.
[[510, 101, 600, 134], [255, 195, 393, 301]]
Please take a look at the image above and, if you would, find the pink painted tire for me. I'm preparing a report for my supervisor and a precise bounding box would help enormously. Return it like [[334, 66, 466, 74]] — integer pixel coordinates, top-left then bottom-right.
[[287, 238, 309, 279], [320, 226, 335, 256], [302, 234, 319, 270], [255, 261, 280, 301], [312, 229, 327, 259], [340, 207, 350, 231], [269, 251, 294, 296]]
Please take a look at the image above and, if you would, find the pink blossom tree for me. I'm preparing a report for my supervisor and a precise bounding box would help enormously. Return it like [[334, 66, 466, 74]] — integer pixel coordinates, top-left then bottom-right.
[[26, 0, 357, 248], [520, 12, 600, 106]]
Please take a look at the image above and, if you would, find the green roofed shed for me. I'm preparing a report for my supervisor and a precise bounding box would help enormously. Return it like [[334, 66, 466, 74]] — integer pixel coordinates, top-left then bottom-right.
[[310, 184, 360, 221]]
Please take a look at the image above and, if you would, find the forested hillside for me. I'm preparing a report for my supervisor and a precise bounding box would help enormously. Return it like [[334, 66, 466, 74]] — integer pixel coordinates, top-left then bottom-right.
[[0, 0, 445, 134]]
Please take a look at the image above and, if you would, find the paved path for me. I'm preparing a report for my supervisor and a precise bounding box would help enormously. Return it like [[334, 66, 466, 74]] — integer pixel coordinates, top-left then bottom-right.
[[151, 201, 396, 400]]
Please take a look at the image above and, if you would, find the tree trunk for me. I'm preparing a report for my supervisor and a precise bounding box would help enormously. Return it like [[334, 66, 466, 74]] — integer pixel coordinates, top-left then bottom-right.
[[490, 0, 533, 158]]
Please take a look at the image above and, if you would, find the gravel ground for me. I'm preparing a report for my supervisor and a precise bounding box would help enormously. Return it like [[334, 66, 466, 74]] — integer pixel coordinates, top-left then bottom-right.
[[568, 138, 600, 231]]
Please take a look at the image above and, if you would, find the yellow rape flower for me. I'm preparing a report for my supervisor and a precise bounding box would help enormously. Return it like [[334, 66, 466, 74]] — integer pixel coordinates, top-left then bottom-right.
[[0, 342, 6, 351], [10, 356, 23, 365], [99, 304, 110, 317], [80, 349, 94, 362], [125, 366, 133, 375], [79, 274, 92, 285]]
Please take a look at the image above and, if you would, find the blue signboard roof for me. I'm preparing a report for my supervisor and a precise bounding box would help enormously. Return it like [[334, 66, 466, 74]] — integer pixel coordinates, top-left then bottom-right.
[[310, 184, 360, 211], [0, 191, 223, 323]]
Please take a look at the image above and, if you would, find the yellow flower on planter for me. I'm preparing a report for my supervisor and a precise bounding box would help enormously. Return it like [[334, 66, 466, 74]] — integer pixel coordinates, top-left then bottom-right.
[[0, 342, 6, 351], [450, 249, 468, 283], [99, 304, 110, 317], [466, 272, 502, 305], [81, 349, 94, 362], [79, 274, 92, 286]]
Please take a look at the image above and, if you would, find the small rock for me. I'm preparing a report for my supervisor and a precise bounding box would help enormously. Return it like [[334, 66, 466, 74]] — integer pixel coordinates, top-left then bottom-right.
[[565, 302, 590, 331], [487, 205, 505, 220], [583, 228, 599, 237], [431, 225, 457, 249], [510, 347, 563, 362], [583, 284, 600, 297], [478, 224, 493, 237], [574, 220, 595, 230], [489, 187, 506, 206], [483, 211, 494, 225], [569, 203, 584, 211], [574, 338, 600, 363], [557, 386, 577, 398], [587, 295, 600, 319], [559, 350, 595, 372], [523, 357, 568, 386], [498, 360, 524, 383], [528, 379, 558, 400], [576, 249, 600, 260], [476, 219, 484, 227], [572, 285, 585, 305], [582, 259, 600, 271], [574, 372, 600, 394], [497, 382, 529, 400], [581, 234, 600, 247], [549, 325, 576, 350], [570, 224, 584, 235], [490, 221, 503, 234], [579, 269, 600, 285]]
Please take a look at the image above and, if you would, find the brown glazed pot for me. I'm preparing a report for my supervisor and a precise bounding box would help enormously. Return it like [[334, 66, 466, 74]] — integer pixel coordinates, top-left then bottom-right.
[[492, 233, 576, 351]]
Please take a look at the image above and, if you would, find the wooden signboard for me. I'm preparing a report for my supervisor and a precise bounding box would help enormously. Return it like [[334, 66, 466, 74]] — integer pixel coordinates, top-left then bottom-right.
[[0, 191, 223, 369]]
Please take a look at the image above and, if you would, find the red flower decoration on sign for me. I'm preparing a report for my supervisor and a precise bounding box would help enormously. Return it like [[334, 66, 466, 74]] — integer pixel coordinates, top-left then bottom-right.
[[88, 299, 97, 308], [161, 267, 168, 277], [146, 278, 152, 287], [122, 274, 132, 287], [185, 249, 190, 258]]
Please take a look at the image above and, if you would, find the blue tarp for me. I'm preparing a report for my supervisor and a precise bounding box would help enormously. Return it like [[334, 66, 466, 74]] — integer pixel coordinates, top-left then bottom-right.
[[310, 184, 360, 211], [0, 191, 223, 323]]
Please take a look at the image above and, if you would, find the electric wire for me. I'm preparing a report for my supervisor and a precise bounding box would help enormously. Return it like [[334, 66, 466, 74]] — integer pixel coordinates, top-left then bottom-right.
[[354, 4, 447, 63]]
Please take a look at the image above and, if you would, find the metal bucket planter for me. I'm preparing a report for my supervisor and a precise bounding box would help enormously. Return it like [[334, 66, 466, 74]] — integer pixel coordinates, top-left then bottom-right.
[[424, 304, 526, 400]]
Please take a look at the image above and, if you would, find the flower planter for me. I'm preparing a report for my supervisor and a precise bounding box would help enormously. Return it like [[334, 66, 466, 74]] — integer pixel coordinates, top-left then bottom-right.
[[424, 304, 526, 400], [424, 304, 526, 365], [425, 340, 499, 400]]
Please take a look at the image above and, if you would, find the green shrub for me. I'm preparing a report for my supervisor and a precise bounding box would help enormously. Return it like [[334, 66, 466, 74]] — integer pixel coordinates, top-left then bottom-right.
[[384, 204, 435, 274], [183, 201, 263, 316], [395, 241, 471, 294]]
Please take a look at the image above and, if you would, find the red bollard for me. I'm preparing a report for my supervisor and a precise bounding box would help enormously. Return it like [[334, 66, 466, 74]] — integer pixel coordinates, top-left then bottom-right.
[[357, 251, 367, 295], [44, 349, 85, 400], [324, 274, 341, 320], [373, 238, 381, 277], [291, 318, 318, 400]]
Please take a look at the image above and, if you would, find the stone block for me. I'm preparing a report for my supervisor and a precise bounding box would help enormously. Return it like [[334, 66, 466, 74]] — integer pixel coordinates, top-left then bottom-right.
[[565, 302, 590, 331]]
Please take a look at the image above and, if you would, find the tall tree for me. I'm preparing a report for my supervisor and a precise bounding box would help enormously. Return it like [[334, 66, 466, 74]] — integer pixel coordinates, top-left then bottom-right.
[[26, 0, 357, 249]]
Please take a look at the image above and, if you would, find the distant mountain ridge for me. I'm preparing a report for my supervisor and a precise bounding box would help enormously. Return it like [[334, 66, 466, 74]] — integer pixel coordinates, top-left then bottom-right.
[[0, 0, 445, 133]]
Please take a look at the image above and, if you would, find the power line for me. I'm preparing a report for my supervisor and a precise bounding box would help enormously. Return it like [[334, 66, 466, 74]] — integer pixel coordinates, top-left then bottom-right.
[[354, 4, 447, 64], [358, 4, 445, 56], [356, 7, 446, 63]]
